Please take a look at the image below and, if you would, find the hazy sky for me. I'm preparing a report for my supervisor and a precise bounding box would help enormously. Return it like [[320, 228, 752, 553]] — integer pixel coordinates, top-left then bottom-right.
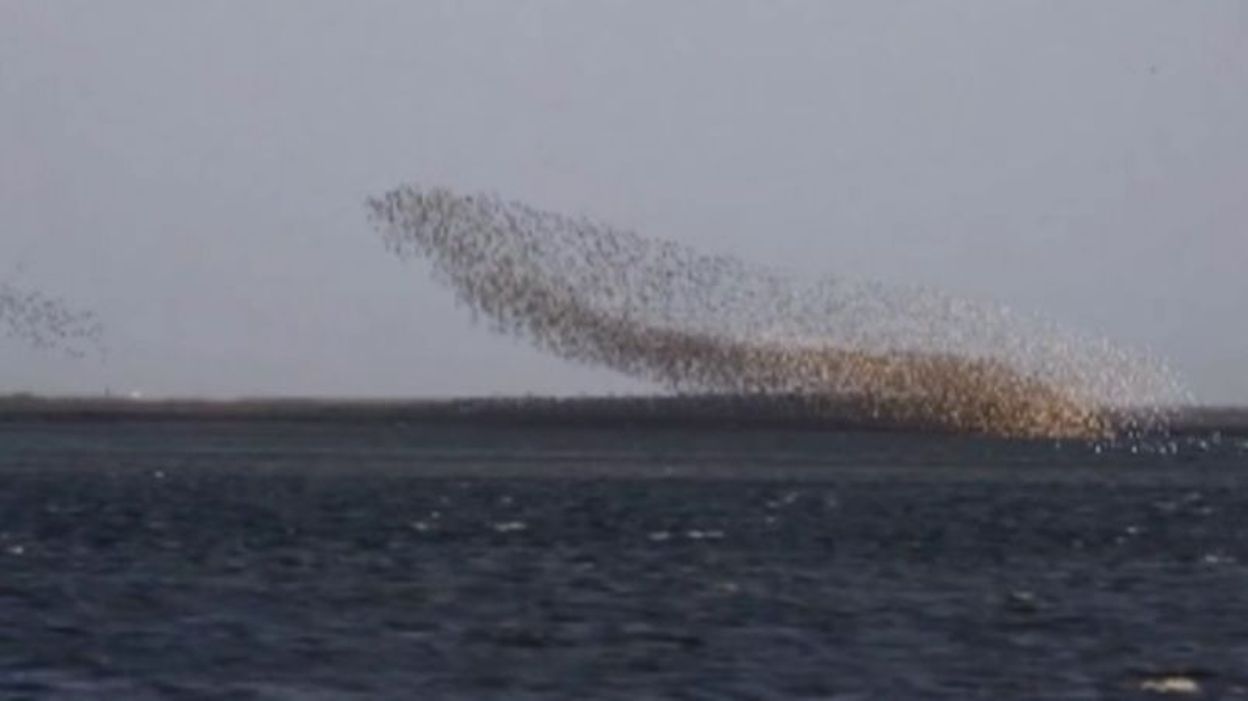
[[2, 1, 1245, 402]]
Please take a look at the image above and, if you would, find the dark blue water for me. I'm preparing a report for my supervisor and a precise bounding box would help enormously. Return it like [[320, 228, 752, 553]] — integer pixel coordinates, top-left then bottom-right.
[[2, 421, 1247, 699]]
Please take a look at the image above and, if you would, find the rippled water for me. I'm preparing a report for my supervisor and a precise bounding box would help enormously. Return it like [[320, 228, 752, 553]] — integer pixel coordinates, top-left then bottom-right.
[[2, 421, 1247, 699]]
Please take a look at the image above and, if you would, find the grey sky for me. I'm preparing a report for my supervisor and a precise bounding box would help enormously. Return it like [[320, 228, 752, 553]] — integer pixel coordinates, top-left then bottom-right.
[[2, 1, 1245, 402]]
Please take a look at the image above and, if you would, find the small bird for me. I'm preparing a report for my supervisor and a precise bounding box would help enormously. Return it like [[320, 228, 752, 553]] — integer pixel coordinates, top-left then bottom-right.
[[0, 280, 104, 359], [366, 185, 1182, 439]]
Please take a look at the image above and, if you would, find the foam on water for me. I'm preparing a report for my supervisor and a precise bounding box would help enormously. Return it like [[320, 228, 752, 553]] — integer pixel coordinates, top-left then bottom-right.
[[367, 186, 1186, 439]]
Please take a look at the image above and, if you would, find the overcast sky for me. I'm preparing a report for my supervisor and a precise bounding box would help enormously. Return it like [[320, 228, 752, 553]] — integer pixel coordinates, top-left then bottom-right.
[[2, 1, 1245, 402]]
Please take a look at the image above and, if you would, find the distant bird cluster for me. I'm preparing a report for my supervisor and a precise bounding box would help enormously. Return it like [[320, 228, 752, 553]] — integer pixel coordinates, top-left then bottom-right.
[[367, 185, 1183, 439], [0, 280, 104, 358]]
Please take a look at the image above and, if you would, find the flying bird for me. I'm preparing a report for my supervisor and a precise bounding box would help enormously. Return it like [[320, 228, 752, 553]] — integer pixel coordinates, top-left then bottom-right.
[[368, 186, 1183, 439]]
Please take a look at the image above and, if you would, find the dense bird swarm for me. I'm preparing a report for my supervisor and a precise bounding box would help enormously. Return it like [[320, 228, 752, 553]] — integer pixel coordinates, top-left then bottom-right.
[[0, 281, 103, 358], [367, 186, 1183, 439]]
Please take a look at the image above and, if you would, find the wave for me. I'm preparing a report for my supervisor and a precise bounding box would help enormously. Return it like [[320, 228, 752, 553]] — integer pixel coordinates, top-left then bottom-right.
[[366, 186, 1185, 439]]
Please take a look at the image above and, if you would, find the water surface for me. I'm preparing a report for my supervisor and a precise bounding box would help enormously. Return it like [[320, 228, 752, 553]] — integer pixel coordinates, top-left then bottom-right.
[[2, 421, 1246, 699]]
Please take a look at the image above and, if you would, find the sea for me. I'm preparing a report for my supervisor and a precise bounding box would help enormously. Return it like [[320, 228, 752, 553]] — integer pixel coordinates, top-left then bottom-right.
[[2, 419, 1247, 700]]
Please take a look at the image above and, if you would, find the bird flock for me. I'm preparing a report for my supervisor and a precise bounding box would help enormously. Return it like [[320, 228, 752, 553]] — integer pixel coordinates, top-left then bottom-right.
[[367, 185, 1184, 439], [0, 280, 104, 358]]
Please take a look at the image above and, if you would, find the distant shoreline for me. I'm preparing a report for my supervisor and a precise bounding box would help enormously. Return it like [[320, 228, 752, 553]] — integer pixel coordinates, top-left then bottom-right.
[[0, 395, 1243, 437]]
